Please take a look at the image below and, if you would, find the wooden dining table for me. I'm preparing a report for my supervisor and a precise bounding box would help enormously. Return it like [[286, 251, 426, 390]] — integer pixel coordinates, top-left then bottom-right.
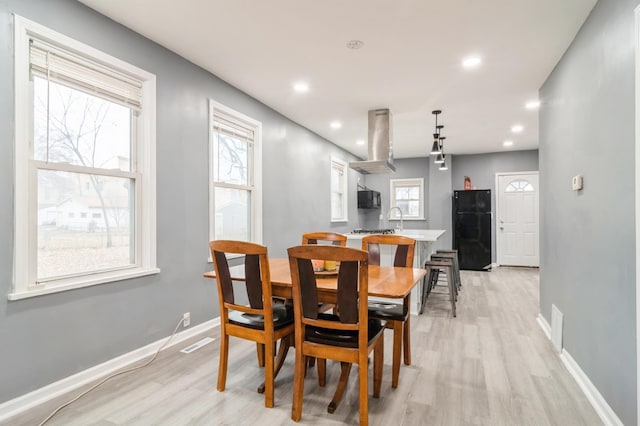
[[203, 258, 427, 303]]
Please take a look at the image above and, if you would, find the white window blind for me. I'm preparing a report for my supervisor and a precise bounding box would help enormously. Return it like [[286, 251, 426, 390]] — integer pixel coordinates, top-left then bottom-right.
[[213, 113, 255, 142], [30, 39, 143, 110]]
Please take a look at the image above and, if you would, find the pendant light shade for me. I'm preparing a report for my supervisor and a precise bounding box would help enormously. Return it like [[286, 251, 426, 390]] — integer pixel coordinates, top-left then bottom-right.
[[430, 136, 441, 155], [439, 161, 448, 171], [434, 153, 444, 164]]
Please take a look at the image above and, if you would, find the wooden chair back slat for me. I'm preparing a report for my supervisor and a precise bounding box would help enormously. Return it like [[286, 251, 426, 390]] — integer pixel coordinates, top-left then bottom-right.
[[244, 254, 264, 309], [361, 234, 416, 268]]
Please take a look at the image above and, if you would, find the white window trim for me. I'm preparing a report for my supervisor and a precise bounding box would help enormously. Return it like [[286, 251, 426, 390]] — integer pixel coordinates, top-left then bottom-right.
[[10, 15, 158, 300], [330, 157, 348, 223], [208, 100, 263, 259], [389, 178, 425, 221]]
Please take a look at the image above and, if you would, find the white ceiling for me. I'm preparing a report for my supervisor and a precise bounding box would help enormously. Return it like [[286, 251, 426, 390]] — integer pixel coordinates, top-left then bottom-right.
[[79, 0, 596, 159]]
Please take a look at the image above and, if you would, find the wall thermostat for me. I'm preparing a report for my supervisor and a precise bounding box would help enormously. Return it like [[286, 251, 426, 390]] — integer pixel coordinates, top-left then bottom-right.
[[571, 175, 583, 191]]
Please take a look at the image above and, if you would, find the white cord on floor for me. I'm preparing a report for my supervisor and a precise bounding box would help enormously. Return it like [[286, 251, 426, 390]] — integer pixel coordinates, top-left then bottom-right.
[[38, 317, 185, 426]]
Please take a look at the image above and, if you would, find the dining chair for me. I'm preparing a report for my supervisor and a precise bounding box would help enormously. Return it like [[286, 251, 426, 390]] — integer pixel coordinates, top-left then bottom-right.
[[301, 231, 347, 367], [301, 231, 347, 246], [209, 240, 294, 408], [288, 245, 384, 426], [362, 234, 415, 388]]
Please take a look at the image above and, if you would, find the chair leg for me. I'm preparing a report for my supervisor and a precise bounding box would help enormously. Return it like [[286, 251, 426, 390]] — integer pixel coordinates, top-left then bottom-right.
[[447, 268, 457, 318], [358, 352, 369, 426], [403, 315, 411, 366], [328, 362, 352, 413], [317, 358, 327, 387], [258, 335, 291, 394], [291, 353, 306, 422], [403, 295, 411, 366], [256, 343, 265, 367], [264, 338, 275, 408], [391, 320, 402, 388], [373, 335, 383, 398], [217, 331, 229, 391]]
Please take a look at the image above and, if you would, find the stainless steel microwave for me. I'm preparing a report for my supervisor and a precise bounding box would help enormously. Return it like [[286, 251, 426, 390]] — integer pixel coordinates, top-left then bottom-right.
[[357, 190, 381, 209]]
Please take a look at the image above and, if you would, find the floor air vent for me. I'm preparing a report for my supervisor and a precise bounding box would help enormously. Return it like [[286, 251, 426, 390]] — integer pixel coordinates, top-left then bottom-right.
[[551, 304, 564, 353], [180, 337, 215, 354]]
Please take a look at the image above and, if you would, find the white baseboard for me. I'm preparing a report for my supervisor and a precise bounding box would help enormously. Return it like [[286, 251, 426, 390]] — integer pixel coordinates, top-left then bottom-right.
[[537, 313, 551, 340], [537, 312, 623, 426], [560, 349, 623, 426], [0, 317, 220, 422]]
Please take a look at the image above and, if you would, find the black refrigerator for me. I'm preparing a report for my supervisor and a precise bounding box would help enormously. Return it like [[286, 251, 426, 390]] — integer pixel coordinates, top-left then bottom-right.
[[453, 190, 492, 271]]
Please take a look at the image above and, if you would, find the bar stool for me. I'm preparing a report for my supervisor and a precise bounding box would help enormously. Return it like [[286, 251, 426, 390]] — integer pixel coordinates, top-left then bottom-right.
[[435, 249, 461, 291], [429, 255, 457, 301], [432, 252, 461, 294], [422, 259, 457, 317]]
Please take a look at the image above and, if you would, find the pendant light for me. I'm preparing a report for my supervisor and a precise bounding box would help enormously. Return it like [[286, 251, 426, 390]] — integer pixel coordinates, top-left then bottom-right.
[[439, 155, 449, 171], [430, 110, 442, 155], [434, 136, 446, 163]]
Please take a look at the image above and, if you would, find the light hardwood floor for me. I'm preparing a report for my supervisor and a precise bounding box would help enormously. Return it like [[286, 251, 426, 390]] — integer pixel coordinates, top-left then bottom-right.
[[4, 267, 602, 425]]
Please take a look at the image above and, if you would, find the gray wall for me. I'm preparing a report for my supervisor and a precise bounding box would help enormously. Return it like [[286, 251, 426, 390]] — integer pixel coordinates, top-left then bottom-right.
[[0, 0, 363, 403], [539, 0, 637, 424], [451, 150, 539, 262], [428, 157, 452, 251]]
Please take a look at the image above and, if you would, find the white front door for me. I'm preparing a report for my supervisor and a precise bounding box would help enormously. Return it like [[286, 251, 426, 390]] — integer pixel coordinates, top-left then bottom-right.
[[497, 172, 539, 267]]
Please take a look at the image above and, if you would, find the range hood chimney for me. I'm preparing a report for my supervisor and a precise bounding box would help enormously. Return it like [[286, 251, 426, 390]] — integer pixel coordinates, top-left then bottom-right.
[[349, 109, 396, 174]]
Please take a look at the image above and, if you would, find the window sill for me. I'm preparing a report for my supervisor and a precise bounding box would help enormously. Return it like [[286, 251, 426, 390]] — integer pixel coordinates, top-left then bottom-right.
[[7, 267, 161, 301], [389, 217, 425, 221], [330, 219, 348, 223]]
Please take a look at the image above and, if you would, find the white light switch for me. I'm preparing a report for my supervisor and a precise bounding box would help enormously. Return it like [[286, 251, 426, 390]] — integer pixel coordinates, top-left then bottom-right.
[[571, 175, 583, 191]]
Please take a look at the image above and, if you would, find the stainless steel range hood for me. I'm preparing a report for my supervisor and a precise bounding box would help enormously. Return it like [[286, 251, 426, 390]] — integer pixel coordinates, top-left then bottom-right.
[[349, 109, 396, 174]]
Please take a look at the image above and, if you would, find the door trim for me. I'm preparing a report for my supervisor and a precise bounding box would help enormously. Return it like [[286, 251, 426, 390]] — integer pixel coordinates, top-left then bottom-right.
[[634, 5, 640, 422], [494, 171, 539, 267]]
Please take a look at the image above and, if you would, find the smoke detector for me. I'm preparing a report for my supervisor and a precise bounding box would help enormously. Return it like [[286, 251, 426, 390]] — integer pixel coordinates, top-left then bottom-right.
[[346, 40, 364, 50]]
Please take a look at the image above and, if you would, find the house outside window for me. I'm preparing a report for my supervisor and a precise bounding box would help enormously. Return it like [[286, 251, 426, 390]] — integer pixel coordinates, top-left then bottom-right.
[[10, 16, 158, 300], [209, 100, 262, 245], [389, 178, 425, 220], [330, 157, 348, 222]]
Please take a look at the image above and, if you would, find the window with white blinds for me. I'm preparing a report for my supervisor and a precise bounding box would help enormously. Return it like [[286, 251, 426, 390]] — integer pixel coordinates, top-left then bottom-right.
[[10, 15, 158, 300], [209, 100, 262, 245], [330, 157, 348, 222]]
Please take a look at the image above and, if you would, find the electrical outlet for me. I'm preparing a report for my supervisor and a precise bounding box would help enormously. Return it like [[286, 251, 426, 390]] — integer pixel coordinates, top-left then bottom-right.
[[183, 312, 190, 328]]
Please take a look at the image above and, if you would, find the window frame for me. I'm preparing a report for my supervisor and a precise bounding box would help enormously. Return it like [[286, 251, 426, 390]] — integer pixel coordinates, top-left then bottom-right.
[[10, 15, 158, 300], [330, 157, 348, 222], [389, 178, 425, 221], [208, 100, 263, 253]]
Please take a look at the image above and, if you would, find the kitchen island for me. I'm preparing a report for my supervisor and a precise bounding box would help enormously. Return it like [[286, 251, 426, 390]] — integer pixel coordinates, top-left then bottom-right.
[[346, 229, 446, 314]]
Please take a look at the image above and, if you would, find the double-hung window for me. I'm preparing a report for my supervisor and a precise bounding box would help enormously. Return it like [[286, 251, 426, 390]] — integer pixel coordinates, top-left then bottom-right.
[[389, 178, 425, 220], [330, 157, 348, 222], [11, 16, 157, 299], [209, 101, 262, 244]]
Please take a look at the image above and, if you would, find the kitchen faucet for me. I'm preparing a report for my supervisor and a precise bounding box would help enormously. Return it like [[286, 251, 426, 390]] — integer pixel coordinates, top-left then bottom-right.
[[388, 206, 404, 231]]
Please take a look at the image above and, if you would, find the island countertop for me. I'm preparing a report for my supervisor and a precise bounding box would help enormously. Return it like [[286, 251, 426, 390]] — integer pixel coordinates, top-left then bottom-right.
[[346, 229, 446, 242]]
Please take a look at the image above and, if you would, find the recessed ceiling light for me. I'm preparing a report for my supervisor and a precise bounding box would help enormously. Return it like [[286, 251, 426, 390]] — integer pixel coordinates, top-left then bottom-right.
[[293, 82, 309, 93], [356, 139, 365, 145], [525, 100, 540, 109], [503, 140, 514, 147], [346, 40, 364, 50], [330, 121, 342, 129], [462, 56, 482, 69], [511, 124, 524, 133]]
